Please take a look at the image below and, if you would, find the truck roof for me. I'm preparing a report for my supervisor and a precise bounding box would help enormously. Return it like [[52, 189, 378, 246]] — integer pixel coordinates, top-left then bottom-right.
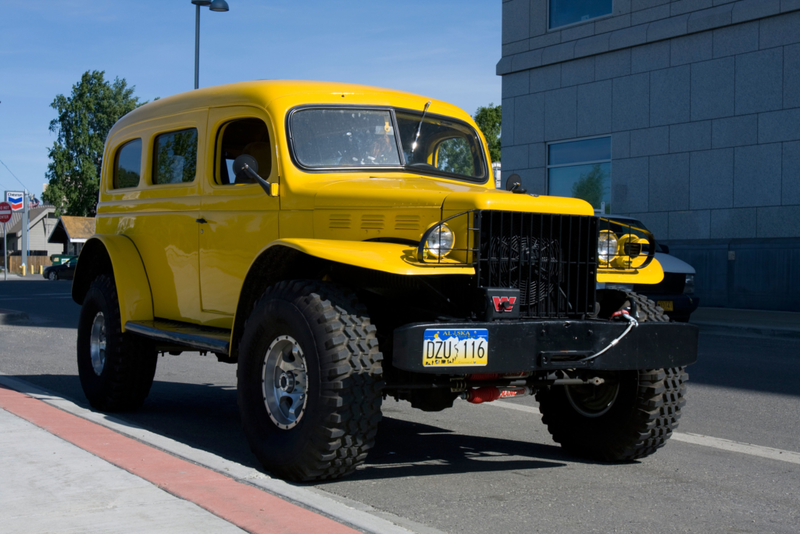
[[110, 80, 469, 137]]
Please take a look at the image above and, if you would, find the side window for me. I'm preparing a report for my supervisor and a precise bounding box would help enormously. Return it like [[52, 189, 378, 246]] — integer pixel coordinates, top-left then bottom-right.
[[216, 118, 271, 185], [152, 128, 198, 184], [113, 139, 142, 189]]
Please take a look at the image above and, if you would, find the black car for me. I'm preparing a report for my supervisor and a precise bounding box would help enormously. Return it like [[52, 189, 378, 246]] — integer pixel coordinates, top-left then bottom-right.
[[601, 216, 699, 322], [43, 258, 77, 281]]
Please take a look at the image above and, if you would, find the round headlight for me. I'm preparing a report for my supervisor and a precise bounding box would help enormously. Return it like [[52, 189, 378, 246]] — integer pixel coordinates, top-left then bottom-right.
[[425, 223, 455, 259], [598, 230, 618, 264]]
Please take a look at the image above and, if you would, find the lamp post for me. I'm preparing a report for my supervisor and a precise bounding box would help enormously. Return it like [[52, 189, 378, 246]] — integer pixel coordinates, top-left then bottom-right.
[[192, 0, 229, 90]]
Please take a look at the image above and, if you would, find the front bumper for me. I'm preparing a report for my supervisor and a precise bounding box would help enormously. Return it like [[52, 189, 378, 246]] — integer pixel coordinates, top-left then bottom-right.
[[392, 318, 698, 374]]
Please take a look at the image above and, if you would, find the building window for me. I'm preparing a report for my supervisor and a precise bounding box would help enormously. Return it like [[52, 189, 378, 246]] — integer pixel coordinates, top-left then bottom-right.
[[547, 136, 611, 213], [113, 139, 142, 189], [549, 0, 613, 30], [152, 128, 198, 185]]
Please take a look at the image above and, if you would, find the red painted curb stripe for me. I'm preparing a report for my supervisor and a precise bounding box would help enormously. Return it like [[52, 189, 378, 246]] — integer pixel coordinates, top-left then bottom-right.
[[0, 386, 360, 534]]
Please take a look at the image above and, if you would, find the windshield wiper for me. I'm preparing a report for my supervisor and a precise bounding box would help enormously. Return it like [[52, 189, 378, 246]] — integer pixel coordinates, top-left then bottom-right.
[[410, 101, 431, 154]]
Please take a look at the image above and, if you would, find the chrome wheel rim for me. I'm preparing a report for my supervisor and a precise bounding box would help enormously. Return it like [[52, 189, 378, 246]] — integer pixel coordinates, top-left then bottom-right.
[[565, 380, 620, 418], [89, 312, 107, 376], [262, 335, 308, 430]]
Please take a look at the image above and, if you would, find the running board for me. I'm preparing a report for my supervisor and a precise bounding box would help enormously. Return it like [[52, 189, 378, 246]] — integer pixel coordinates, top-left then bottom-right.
[[125, 320, 230, 354]]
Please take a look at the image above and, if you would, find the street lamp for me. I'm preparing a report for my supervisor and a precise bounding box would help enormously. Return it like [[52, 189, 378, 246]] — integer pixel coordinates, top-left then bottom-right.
[[192, 0, 229, 90]]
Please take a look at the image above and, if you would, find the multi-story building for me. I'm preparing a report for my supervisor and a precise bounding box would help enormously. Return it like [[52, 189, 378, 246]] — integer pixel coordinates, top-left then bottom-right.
[[498, 0, 800, 311]]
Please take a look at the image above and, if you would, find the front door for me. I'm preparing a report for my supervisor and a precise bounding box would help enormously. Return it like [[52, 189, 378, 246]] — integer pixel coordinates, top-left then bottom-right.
[[198, 107, 281, 325]]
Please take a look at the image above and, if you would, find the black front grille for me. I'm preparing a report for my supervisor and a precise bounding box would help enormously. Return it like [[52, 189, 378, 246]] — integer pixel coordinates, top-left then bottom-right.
[[476, 211, 598, 318]]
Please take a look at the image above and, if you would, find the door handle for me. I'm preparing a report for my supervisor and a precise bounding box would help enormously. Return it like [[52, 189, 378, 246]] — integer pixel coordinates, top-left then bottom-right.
[[196, 218, 208, 224]]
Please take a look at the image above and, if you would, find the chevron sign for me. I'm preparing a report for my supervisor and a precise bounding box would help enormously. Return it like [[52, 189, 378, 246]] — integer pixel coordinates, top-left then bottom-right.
[[5, 192, 23, 211]]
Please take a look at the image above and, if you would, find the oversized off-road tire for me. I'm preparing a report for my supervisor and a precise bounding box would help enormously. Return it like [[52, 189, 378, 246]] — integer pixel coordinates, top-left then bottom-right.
[[625, 290, 669, 322], [237, 280, 384, 482], [536, 293, 687, 461], [77, 275, 158, 411]]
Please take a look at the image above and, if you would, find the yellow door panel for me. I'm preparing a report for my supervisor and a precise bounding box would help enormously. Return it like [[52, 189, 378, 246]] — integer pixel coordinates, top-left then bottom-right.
[[198, 106, 281, 316]]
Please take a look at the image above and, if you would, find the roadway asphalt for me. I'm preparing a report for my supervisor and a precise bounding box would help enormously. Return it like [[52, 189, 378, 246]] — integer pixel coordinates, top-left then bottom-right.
[[1, 272, 798, 533]]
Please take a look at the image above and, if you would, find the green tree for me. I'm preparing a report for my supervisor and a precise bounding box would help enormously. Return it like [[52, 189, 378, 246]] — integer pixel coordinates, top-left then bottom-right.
[[436, 137, 474, 176], [43, 70, 143, 216], [571, 164, 609, 212], [473, 103, 501, 163]]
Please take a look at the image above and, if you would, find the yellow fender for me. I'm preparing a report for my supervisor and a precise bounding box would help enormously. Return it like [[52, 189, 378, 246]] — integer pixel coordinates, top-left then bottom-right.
[[72, 235, 154, 332], [271, 238, 475, 276], [597, 258, 664, 284]]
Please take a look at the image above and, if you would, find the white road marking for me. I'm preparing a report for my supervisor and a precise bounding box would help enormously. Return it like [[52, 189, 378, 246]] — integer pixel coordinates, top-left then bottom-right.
[[489, 400, 800, 466], [670, 432, 800, 465]]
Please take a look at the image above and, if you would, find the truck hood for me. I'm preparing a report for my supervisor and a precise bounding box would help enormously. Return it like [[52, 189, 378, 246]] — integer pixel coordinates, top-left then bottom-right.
[[313, 176, 594, 216], [654, 252, 695, 275], [313, 176, 473, 209]]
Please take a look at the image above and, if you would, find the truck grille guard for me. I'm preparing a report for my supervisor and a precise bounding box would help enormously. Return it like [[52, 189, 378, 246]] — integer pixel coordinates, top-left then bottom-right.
[[417, 210, 599, 319]]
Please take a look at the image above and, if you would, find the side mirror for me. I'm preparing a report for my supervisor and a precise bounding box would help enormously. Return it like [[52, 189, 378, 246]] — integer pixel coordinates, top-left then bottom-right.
[[505, 173, 526, 194], [232, 154, 278, 197]]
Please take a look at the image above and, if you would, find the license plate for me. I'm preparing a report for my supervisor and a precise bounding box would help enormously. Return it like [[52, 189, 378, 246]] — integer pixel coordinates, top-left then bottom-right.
[[657, 300, 674, 311], [423, 329, 488, 367]]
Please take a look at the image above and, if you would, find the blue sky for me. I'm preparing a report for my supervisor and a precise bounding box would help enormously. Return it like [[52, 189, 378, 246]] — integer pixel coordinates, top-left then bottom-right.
[[0, 0, 501, 197]]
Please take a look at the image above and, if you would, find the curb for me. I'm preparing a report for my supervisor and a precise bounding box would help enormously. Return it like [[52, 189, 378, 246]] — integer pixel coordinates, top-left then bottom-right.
[[0, 309, 29, 325]]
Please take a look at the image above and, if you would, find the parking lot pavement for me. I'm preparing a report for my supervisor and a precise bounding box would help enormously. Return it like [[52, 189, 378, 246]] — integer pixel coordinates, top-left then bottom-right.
[[0, 384, 365, 534]]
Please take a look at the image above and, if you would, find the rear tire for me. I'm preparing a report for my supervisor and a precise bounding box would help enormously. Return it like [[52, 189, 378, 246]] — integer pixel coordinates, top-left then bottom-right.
[[237, 280, 383, 482], [537, 293, 687, 461], [77, 275, 158, 411]]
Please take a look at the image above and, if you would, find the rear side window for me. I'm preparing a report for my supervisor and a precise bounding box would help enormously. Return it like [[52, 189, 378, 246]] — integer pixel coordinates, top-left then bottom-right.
[[113, 139, 142, 189], [153, 128, 198, 184]]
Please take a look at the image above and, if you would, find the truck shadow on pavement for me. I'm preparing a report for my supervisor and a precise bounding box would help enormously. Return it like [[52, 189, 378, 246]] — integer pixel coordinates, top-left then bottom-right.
[[11, 374, 585, 481], [343, 417, 570, 481]]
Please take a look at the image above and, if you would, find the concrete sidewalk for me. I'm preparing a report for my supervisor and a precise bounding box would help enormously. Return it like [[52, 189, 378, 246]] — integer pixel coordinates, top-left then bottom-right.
[[0, 406, 249, 534], [689, 307, 800, 339], [0, 384, 367, 534], [0, 376, 426, 534]]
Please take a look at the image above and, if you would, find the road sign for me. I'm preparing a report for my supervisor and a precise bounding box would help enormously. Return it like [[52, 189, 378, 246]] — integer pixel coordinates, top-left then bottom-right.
[[0, 201, 11, 223], [5, 192, 23, 211]]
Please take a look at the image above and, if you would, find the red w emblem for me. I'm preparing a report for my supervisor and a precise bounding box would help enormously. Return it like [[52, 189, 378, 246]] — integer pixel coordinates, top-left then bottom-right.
[[492, 296, 517, 312]]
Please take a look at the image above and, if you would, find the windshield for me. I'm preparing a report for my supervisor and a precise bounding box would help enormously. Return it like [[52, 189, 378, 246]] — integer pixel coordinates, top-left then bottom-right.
[[395, 111, 486, 180], [289, 107, 487, 181], [291, 109, 401, 167]]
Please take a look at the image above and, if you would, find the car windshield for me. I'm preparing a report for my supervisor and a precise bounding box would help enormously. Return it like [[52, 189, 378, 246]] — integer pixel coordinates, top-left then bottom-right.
[[289, 107, 487, 181]]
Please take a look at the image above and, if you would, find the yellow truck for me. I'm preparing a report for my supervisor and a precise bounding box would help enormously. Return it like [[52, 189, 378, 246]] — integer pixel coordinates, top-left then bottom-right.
[[72, 81, 697, 481]]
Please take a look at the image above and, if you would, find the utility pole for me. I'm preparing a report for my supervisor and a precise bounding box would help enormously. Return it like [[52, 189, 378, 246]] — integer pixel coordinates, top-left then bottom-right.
[[21, 188, 28, 275]]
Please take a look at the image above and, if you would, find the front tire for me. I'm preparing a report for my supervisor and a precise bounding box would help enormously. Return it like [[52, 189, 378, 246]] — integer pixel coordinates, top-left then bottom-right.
[[237, 280, 383, 482], [537, 367, 687, 461], [77, 275, 158, 411], [537, 293, 687, 461], [48, 271, 57, 281]]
